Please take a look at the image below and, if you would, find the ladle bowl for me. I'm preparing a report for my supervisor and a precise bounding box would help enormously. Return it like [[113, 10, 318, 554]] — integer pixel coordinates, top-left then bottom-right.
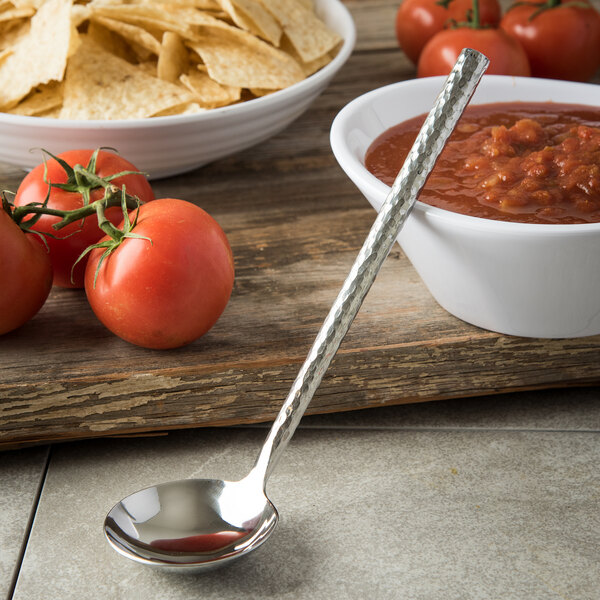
[[105, 475, 277, 570]]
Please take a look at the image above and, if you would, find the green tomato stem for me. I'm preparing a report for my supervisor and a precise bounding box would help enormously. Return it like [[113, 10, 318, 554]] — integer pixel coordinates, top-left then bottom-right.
[[449, 0, 484, 29], [10, 185, 140, 231], [472, 0, 481, 27], [94, 193, 126, 241]]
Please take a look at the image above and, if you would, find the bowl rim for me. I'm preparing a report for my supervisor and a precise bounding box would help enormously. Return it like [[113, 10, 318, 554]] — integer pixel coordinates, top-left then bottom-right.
[[0, 0, 356, 129], [330, 74, 600, 234]]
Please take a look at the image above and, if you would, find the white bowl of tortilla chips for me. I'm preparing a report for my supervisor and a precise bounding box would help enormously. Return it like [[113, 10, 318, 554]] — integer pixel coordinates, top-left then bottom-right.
[[0, 0, 355, 178]]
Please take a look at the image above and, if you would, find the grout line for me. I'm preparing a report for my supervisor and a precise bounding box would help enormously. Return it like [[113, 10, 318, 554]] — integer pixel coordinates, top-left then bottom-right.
[[299, 426, 600, 434], [235, 423, 600, 434], [7, 446, 52, 600]]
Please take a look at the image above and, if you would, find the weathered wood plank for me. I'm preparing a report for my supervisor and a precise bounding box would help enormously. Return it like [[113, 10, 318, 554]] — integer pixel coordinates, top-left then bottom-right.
[[1, 0, 599, 449]]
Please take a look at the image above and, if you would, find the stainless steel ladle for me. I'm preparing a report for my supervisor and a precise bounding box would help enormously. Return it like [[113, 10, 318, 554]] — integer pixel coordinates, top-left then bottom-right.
[[104, 49, 489, 572]]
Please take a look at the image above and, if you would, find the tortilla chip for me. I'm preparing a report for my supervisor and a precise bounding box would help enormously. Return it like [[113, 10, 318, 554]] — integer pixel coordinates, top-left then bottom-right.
[[0, 6, 34, 51], [218, 0, 281, 46], [152, 101, 206, 116], [157, 31, 188, 82], [89, 3, 202, 39], [279, 33, 333, 76], [71, 3, 92, 26], [7, 81, 63, 116], [187, 22, 303, 89], [90, 0, 220, 8], [10, 0, 45, 8], [87, 20, 139, 61], [137, 59, 159, 75], [257, 0, 340, 63], [180, 68, 241, 108], [59, 37, 193, 119], [0, 47, 12, 66], [37, 106, 61, 118], [0, 7, 34, 21], [0, 0, 75, 110], [0, 18, 30, 50], [249, 87, 275, 96], [90, 14, 162, 55]]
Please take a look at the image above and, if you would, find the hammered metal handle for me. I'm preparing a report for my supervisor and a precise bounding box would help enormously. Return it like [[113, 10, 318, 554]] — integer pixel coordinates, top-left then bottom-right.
[[252, 49, 490, 484]]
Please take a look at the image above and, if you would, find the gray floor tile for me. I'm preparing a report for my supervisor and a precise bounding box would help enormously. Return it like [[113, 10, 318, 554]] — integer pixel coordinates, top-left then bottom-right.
[[0, 446, 48, 600], [300, 386, 600, 431], [13, 425, 599, 600]]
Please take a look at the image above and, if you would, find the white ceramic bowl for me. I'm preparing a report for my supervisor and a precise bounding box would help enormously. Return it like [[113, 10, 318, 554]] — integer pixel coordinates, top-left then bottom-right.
[[0, 0, 355, 180], [331, 75, 600, 339]]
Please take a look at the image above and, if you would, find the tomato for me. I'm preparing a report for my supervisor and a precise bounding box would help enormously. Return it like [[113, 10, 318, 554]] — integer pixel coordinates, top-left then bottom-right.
[[395, 0, 502, 64], [500, 0, 600, 82], [14, 149, 155, 288], [0, 208, 52, 335], [417, 27, 531, 77], [85, 199, 235, 350]]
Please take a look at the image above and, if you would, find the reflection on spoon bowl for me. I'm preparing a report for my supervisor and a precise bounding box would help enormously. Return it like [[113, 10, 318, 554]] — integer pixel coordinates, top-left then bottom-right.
[[104, 478, 278, 571]]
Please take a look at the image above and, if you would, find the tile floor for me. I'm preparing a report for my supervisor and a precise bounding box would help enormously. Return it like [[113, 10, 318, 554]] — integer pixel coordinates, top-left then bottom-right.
[[2, 387, 599, 600]]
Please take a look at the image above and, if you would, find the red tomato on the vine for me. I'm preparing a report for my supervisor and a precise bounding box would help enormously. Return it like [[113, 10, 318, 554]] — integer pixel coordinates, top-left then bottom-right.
[[500, 0, 600, 82], [395, 0, 502, 64], [14, 149, 154, 288], [85, 199, 235, 350], [0, 208, 52, 335], [417, 27, 531, 77]]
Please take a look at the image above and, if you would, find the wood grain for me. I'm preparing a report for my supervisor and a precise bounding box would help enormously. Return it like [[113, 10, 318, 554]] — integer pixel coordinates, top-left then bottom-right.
[[1, 0, 599, 449]]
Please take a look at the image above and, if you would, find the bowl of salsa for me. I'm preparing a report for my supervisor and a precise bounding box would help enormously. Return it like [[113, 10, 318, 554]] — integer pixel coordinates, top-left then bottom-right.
[[330, 76, 600, 338]]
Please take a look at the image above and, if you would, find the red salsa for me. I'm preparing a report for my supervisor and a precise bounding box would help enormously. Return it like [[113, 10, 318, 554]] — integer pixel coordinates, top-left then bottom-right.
[[365, 102, 600, 224]]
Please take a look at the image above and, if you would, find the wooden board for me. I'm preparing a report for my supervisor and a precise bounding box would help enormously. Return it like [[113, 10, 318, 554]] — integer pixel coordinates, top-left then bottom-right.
[[2, 0, 600, 449]]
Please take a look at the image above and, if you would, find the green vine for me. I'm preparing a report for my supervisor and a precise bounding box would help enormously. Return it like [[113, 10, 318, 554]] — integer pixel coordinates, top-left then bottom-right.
[[9, 183, 140, 233]]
